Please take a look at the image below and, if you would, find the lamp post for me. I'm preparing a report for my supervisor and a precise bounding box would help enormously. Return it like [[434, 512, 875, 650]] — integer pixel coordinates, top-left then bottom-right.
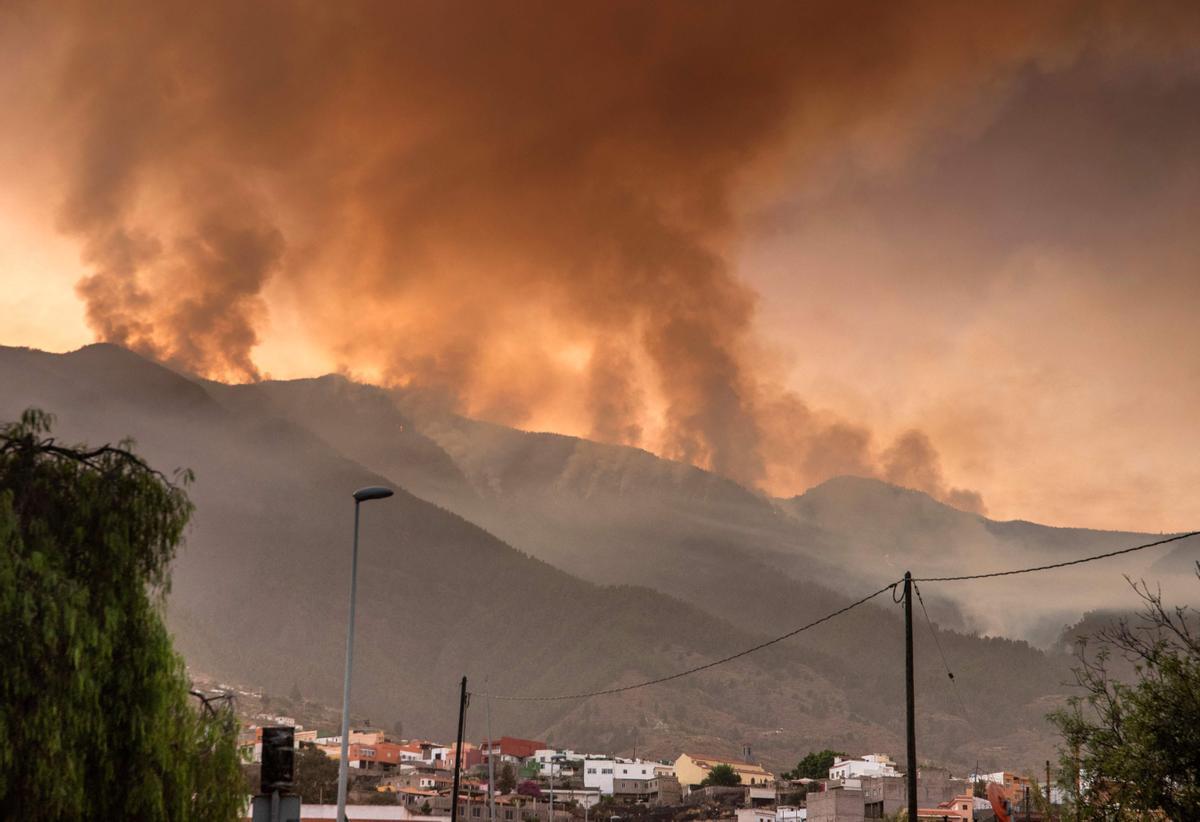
[[336, 485, 395, 822]]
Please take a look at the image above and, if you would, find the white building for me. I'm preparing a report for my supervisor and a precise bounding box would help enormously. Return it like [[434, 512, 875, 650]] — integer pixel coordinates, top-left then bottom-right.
[[583, 759, 617, 795], [582, 758, 658, 795], [736, 809, 807, 822], [829, 754, 900, 788], [532, 749, 582, 778]]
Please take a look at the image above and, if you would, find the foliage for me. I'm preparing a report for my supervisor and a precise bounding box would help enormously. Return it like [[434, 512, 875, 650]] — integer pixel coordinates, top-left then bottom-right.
[[517, 779, 543, 798], [779, 783, 815, 805], [497, 762, 517, 794], [420, 800, 432, 814], [0, 409, 243, 820], [700, 764, 742, 787], [1048, 573, 1200, 820], [366, 790, 397, 805], [782, 749, 845, 781], [293, 744, 340, 804]]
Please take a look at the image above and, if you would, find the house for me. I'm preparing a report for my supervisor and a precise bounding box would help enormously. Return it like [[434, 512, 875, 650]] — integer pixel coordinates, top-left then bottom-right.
[[915, 793, 974, 821], [737, 809, 776, 822], [452, 742, 484, 770], [582, 758, 616, 794], [396, 743, 426, 763], [288, 804, 441, 820], [675, 753, 775, 793], [860, 768, 968, 818], [971, 770, 1036, 806], [829, 755, 899, 788], [380, 767, 453, 792], [324, 741, 406, 771], [481, 736, 546, 764], [736, 809, 809, 822], [583, 758, 658, 795], [807, 786, 865, 822], [532, 748, 582, 778]]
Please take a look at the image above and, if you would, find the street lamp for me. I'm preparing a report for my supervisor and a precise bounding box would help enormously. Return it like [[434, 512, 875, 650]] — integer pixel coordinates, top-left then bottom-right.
[[336, 485, 395, 822]]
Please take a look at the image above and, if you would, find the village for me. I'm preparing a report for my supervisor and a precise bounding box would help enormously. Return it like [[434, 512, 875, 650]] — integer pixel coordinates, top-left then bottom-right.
[[237, 716, 1055, 822]]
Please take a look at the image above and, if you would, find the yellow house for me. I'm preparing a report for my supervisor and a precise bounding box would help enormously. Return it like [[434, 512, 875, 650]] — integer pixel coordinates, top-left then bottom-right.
[[674, 753, 774, 791]]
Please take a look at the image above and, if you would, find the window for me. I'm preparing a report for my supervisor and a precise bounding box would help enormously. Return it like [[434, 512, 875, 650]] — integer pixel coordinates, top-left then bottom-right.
[[472, 807, 481, 817]]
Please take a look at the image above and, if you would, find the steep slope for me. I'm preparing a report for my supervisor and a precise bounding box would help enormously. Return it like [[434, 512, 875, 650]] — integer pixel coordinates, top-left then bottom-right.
[[250, 374, 1186, 646], [0, 344, 902, 769], [781, 477, 1196, 644], [217, 369, 1200, 770], [7, 344, 1157, 772], [186, 368, 1107, 769]]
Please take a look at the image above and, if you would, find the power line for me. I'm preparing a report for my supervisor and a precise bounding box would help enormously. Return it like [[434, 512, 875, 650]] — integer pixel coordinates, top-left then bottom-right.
[[912, 582, 973, 729], [489, 529, 1199, 702], [489, 581, 901, 701], [914, 531, 1200, 582]]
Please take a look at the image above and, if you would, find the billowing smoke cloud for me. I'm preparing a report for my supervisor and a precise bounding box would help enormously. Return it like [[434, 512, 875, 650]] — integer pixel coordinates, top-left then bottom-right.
[[14, 0, 1198, 508]]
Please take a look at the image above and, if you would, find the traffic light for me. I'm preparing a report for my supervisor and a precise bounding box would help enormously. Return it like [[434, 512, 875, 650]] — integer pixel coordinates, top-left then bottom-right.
[[261, 726, 295, 794]]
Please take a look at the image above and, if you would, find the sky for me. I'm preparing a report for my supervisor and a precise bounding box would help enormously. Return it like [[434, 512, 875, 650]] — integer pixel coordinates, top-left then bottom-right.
[[1, 1, 1198, 531]]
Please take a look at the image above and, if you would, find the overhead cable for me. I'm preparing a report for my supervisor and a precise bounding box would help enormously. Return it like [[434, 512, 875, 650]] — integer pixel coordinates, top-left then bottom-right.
[[913, 531, 1199, 582], [490, 530, 1199, 702], [913, 582, 973, 723], [489, 581, 901, 701]]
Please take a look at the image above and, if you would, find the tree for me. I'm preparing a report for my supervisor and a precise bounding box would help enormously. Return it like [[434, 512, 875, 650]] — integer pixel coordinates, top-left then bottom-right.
[[517, 779, 543, 798], [782, 749, 846, 781], [293, 744, 340, 804], [700, 764, 742, 787], [0, 410, 243, 820], [497, 762, 517, 794], [1049, 573, 1200, 819], [420, 800, 432, 814]]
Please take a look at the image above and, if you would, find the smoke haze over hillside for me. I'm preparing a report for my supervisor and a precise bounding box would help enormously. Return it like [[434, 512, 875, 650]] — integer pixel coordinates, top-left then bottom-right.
[[2, 1, 1200, 524]]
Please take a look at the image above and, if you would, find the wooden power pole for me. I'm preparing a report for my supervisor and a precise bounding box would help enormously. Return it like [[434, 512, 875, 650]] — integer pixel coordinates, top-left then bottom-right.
[[904, 571, 918, 822], [451, 676, 469, 822]]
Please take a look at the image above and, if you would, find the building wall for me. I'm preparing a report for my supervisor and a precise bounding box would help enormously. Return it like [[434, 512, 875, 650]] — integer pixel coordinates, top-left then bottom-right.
[[615, 761, 657, 781], [674, 754, 774, 791], [806, 788, 865, 822], [613, 777, 658, 802], [859, 772, 970, 819], [583, 759, 616, 794], [655, 775, 682, 806]]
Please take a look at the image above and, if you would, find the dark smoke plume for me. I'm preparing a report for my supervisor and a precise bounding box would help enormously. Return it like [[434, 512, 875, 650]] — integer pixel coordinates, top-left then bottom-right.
[[11, 0, 1197, 506]]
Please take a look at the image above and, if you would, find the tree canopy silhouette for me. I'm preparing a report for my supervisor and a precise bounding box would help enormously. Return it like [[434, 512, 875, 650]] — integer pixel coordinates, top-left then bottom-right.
[[1050, 572, 1200, 819], [0, 409, 243, 820], [701, 763, 742, 787], [782, 749, 845, 781]]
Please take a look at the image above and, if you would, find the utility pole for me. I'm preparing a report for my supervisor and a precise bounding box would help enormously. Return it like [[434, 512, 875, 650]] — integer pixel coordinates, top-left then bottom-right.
[[451, 676, 469, 822], [1046, 760, 1052, 821], [487, 680, 497, 822], [904, 571, 917, 822]]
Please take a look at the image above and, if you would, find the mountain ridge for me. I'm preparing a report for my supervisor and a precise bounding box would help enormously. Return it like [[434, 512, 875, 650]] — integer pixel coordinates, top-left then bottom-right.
[[5, 342, 1193, 773]]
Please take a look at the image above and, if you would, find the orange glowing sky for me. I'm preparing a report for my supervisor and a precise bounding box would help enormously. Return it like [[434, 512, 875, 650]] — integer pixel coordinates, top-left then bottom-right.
[[1, 1, 1198, 531]]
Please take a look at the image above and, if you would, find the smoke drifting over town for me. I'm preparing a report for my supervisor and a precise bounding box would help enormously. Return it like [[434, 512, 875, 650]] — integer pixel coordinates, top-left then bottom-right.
[[8, 0, 1199, 508]]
